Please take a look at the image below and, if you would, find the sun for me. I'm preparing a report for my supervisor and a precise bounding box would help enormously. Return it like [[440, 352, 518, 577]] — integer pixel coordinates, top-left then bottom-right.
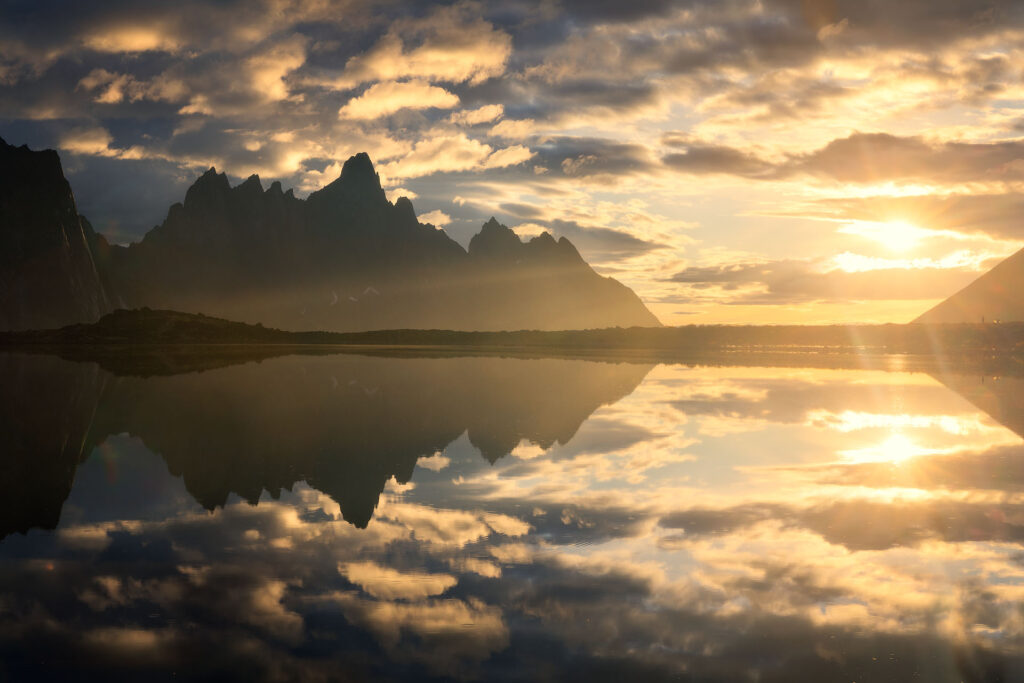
[[838, 219, 928, 253]]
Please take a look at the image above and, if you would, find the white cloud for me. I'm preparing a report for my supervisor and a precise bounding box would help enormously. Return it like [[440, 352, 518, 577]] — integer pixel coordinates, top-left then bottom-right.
[[448, 104, 504, 125], [381, 133, 493, 178], [246, 37, 306, 102], [320, 5, 511, 89], [483, 145, 534, 169], [83, 25, 181, 53], [339, 80, 459, 119], [385, 187, 418, 202], [77, 69, 188, 104], [418, 209, 451, 226], [60, 126, 116, 156], [379, 133, 536, 179], [489, 118, 537, 140]]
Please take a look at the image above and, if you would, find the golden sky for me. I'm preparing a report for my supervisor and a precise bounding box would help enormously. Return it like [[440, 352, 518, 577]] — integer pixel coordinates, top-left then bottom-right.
[[2, 0, 1023, 324]]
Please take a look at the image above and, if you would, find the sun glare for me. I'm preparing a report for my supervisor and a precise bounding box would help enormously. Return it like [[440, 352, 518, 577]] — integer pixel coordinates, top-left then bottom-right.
[[839, 220, 929, 253], [839, 433, 931, 464]]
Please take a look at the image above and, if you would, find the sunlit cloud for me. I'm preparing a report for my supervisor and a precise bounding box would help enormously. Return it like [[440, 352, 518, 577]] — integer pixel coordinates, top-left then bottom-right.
[[83, 25, 180, 53], [338, 80, 460, 119], [417, 209, 451, 227], [318, 5, 511, 90], [448, 104, 504, 126]]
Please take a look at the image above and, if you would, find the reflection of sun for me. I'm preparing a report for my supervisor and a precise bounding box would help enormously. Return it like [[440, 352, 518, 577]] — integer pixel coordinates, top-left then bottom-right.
[[839, 219, 928, 253], [840, 433, 930, 464]]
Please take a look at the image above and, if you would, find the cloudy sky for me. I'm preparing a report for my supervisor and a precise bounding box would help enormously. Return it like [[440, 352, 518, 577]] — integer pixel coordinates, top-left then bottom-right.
[[2, 0, 1024, 324]]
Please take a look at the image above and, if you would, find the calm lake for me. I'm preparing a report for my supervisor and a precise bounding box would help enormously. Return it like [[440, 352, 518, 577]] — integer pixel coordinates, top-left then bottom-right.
[[2, 350, 1024, 681]]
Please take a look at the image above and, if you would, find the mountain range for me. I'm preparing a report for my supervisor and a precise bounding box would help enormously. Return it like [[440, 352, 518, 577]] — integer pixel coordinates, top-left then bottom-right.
[[0, 137, 659, 332]]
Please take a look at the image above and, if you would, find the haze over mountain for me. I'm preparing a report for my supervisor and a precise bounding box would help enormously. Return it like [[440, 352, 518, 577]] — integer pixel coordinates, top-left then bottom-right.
[[915, 247, 1024, 324], [0, 138, 659, 332]]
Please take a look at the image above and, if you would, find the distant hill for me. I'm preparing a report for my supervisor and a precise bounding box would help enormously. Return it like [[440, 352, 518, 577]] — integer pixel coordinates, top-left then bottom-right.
[[0, 138, 659, 331], [7, 309, 1024, 372], [914, 247, 1024, 323]]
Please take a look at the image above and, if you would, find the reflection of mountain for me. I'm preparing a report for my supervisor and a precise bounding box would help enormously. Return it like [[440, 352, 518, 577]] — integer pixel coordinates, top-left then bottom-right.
[[0, 139, 658, 332], [915, 246, 1024, 323], [0, 353, 106, 536], [0, 352, 650, 535], [930, 371, 1024, 439]]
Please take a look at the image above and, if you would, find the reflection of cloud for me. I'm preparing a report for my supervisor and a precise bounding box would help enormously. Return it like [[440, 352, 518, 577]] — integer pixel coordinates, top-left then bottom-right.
[[416, 452, 450, 471], [376, 501, 529, 548], [82, 627, 171, 659], [340, 561, 456, 600], [8, 360, 1024, 679], [322, 592, 508, 674]]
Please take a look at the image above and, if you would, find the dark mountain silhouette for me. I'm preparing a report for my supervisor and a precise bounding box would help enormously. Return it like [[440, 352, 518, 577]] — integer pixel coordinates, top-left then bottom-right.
[[0, 139, 658, 331], [0, 138, 111, 330], [0, 351, 651, 536], [914, 247, 1024, 323]]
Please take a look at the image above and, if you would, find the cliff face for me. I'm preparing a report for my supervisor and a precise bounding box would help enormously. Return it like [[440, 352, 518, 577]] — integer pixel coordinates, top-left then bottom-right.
[[915, 247, 1024, 324], [0, 138, 111, 330], [0, 142, 659, 332]]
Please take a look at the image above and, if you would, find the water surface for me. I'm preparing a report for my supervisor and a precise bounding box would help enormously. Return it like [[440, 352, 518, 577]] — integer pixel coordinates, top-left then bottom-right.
[[2, 351, 1024, 681]]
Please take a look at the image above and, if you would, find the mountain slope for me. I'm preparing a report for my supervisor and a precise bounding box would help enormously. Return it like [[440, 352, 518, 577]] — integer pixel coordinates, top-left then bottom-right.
[[914, 247, 1024, 323], [0, 137, 110, 329]]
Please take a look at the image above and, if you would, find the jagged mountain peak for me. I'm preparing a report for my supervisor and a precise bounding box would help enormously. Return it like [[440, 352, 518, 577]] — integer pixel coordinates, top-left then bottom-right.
[[309, 152, 387, 206], [469, 217, 522, 258], [341, 151, 376, 181], [338, 152, 384, 196], [469, 218, 582, 263], [523, 231, 586, 264], [235, 174, 263, 196], [394, 196, 417, 224], [185, 167, 231, 207], [480, 216, 508, 232]]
